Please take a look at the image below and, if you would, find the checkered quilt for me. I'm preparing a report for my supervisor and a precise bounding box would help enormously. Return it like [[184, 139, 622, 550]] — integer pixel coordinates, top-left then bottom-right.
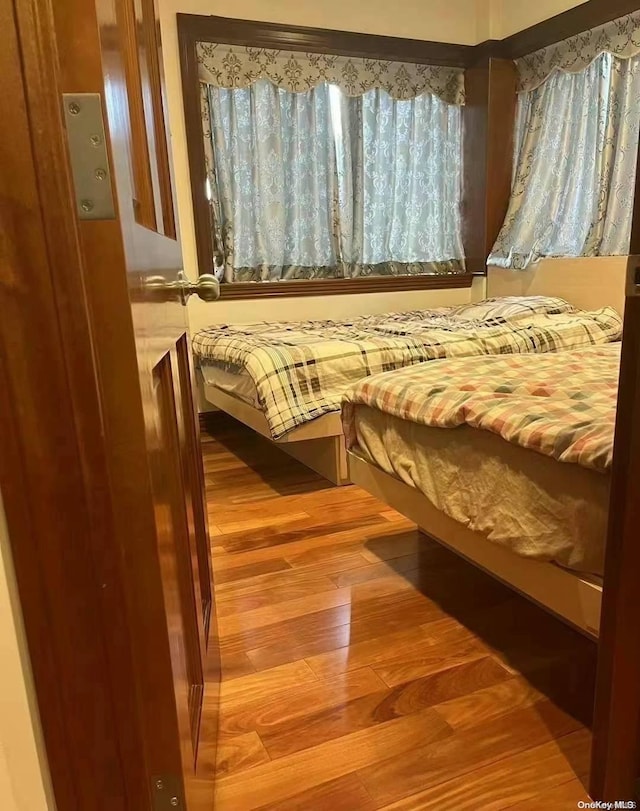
[[343, 342, 620, 472], [193, 296, 622, 439]]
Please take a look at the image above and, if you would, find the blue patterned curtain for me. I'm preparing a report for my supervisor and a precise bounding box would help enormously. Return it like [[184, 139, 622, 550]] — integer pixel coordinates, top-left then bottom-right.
[[489, 53, 640, 269], [208, 80, 338, 282], [205, 79, 465, 282], [334, 87, 464, 275]]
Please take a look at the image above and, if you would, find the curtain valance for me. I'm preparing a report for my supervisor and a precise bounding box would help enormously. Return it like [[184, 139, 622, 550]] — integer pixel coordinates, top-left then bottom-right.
[[196, 42, 465, 105], [517, 10, 640, 92]]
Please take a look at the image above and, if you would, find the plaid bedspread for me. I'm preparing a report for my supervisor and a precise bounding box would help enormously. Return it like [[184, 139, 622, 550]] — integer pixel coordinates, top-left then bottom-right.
[[193, 296, 622, 439], [343, 343, 620, 472]]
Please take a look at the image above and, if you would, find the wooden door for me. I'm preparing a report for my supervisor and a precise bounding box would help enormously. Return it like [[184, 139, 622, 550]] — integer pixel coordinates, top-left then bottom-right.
[[94, 0, 215, 770], [0, 0, 218, 808], [82, 0, 217, 806]]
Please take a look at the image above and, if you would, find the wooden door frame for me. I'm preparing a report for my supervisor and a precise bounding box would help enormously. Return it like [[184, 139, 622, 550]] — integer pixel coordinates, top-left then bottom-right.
[[590, 175, 640, 798], [0, 0, 202, 808]]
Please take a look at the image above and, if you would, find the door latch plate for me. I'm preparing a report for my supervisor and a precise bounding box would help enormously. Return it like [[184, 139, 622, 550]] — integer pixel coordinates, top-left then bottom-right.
[[62, 93, 115, 220]]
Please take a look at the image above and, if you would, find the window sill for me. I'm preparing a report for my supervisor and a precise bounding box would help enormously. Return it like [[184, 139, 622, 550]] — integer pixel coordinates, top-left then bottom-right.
[[217, 274, 474, 300]]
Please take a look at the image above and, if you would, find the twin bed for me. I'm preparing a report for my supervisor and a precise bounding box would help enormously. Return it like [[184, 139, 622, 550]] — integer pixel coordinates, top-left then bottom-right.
[[194, 294, 622, 636], [343, 343, 618, 637]]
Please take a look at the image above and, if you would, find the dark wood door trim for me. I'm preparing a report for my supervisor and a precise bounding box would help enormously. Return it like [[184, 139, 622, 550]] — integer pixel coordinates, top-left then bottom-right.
[[591, 286, 640, 802], [590, 135, 640, 799]]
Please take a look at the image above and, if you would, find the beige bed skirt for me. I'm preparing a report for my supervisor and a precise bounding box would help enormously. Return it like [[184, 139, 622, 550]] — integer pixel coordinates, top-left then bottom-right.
[[351, 405, 609, 577]]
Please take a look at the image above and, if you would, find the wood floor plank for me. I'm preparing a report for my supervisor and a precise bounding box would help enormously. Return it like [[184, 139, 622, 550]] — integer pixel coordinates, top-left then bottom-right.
[[306, 624, 451, 679], [216, 574, 338, 617], [218, 573, 422, 637], [216, 555, 367, 597], [216, 511, 311, 536], [243, 589, 452, 671], [213, 521, 394, 572], [357, 700, 582, 806], [214, 731, 271, 777], [218, 514, 388, 555], [255, 774, 377, 811], [360, 530, 431, 562], [260, 657, 510, 760], [219, 650, 257, 680], [376, 729, 590, 810], [215, 707, 453, 811], [214, 484, 384, 526], [505, 777, 591, 809], [329, 554, 421, 587], [223, 602, 355, 658], [432, 677, 545, 732], [373, 639, 493, 688], [306, 609, 498, 684], [218, 667, 387, 741], [221, 552, 372, 592], [218, 586, 353, 636], [284, 525, 412, 569], [219, 660, 318, 707], [379, 508, 404, 522], [245, 620, 357, 671], [213, 558, 293, 586]]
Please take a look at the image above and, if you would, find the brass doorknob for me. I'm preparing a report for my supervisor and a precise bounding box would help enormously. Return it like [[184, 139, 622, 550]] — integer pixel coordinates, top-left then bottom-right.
[[142, 270, 221, 303], [176, 270, 220, 302]]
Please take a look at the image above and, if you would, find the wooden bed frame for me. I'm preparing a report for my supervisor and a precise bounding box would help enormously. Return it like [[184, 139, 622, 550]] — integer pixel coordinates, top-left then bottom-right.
[[203, 382, 349, 485], [348, 451, 603, 638]]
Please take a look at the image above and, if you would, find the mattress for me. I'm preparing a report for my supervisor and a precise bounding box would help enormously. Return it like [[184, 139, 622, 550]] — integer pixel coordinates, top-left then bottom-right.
[[350, 405, 609, 576], [200, 363, 258, 407]]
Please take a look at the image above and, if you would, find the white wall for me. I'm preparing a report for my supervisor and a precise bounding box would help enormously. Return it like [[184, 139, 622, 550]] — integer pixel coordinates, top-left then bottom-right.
[[0, 494, 55, 811], [492, 0, 588, 40]]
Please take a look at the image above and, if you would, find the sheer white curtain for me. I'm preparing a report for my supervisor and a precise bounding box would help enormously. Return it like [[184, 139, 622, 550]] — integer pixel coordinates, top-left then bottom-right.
[[489, 53, 640, 269], [208, 79, 338, 282], [207, 80, 464, 282], [334, 87, 464, 275]]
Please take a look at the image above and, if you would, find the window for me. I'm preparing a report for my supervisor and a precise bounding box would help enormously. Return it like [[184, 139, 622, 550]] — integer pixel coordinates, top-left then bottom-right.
[[489, 52, 640, 269], [204, 80, 464, 285], [191, 39, 467, 290]]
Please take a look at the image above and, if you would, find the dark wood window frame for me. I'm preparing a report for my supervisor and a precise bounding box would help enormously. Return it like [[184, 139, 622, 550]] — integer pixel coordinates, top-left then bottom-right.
[[177, 14, 476, 300]]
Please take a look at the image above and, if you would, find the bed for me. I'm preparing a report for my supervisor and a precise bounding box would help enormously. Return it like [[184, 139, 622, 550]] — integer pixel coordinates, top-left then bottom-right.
[[342, 343, 620, 636], [193, 296, 621, 485]]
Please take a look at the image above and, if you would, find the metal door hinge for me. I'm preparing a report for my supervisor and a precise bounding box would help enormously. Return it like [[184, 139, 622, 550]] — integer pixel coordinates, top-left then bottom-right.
[[62, 93, 115, 220], [151, 775, 183, 810]]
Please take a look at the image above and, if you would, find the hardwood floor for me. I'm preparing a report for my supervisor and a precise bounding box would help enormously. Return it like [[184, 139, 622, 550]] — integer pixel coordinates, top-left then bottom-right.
[[202, 414, 596, 810]]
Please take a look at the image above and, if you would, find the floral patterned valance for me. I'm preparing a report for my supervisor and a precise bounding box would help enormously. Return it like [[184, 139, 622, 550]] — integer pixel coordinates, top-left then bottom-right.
[[196, 42, 465, 105], [517, 10, 640, 92]]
